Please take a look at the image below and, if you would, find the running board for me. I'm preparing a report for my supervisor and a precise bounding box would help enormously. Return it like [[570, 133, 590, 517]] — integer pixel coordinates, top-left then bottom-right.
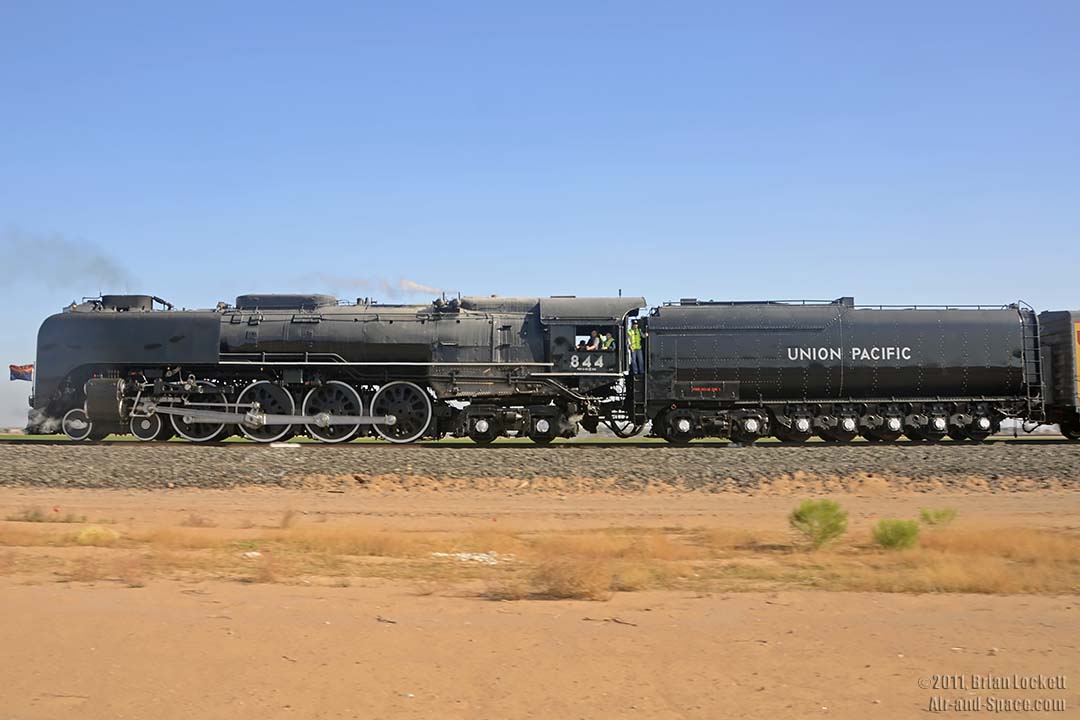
[[151, 406, 397, 428]]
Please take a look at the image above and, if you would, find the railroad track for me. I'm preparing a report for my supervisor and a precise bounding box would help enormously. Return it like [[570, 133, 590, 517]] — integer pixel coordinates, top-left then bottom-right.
[[0, 436, 1074, 449]]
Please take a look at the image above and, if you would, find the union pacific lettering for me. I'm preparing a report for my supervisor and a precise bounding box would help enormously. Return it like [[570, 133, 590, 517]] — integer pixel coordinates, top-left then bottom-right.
[[786, 347, 913, 362]]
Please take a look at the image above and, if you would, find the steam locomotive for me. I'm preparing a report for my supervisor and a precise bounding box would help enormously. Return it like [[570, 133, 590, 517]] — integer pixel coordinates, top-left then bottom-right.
[[25, 292, 1080, 444]]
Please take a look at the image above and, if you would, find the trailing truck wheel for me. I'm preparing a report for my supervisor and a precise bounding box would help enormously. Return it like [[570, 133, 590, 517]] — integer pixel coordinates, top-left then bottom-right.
[[302, 381, 364, 443], [62, 408, 94, 441], [371, 381, 433, 444], [1062, 421, 1080, 441], [528, 417, 557, 445], [467, 417, 499, 445], [663, 415, 694, 445]]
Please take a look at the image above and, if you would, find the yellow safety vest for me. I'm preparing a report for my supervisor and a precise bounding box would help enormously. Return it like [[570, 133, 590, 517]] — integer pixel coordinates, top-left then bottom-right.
[[628, 327, 643, 351], [601, 337, 615, 350]]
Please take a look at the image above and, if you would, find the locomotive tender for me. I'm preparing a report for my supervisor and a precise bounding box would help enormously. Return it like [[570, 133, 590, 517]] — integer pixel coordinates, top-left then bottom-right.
[[25, 293, 1080, 444]]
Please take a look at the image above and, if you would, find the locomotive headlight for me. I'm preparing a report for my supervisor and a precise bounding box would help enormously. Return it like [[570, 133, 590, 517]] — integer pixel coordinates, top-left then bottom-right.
[[976, 417, 991, 430], [886, 417, 902, 432], [474, 419, 490, 434], [794, 418, 811, 433], [743, 418, 760, 434], [841, 417, 856, 433], [535, 419, 551, 434], [932, 417, 946, 431]]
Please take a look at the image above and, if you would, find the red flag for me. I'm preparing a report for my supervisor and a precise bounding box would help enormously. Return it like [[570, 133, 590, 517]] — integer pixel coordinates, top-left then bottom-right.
[[9, 364, 33, 381]]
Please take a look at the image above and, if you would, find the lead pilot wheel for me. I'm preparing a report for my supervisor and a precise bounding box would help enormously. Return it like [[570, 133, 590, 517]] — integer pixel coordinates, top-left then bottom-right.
[[371, 381, 433, 444], [62, 408, 94, 442], [130, 413, 173, 442]]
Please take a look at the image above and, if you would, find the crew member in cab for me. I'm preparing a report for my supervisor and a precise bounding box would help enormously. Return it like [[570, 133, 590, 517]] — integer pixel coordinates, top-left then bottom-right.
[[628, 319, 645, 373], [585, 329, 601, 351], [601, 331, 615, 350]]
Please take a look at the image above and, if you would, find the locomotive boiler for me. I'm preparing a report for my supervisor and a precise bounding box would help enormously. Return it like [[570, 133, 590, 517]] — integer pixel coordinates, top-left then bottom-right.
[[28, 293, 644, 444]]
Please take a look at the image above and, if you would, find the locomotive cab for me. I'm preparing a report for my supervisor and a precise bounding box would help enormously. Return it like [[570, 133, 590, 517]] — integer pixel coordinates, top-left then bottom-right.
[[538, 297, 644, 384]]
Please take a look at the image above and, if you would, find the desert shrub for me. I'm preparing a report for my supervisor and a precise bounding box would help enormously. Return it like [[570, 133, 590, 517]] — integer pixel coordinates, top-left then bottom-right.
[[788, 499, 848, 549], [6, 507, 86, 523], [530, 559, 613, 600], [919, 508, 958, 527], [180, 513, 216, 528], [873, 519, 920, 550], [68, 556, 109, 582], [279, 509, 299, 529], [74, 526, 121, 547]]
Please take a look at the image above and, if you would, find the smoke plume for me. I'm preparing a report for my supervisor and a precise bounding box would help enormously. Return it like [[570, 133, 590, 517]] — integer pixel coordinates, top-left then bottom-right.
[[0, 229, 132, 293], [303, 274, 448, 300]]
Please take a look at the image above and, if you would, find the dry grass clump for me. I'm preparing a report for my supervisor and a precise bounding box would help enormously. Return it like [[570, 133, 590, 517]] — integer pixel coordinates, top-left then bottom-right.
[[609, 563, 656, 591], [483, 578, 530, 601], [113, 554, 149, 587], [6, 507, 87, 523], [137, 527, 230, 550], [920, 527, 1080, 563], [0, 525, 60, 547], [532, 531, 698, 562], [279, 509, 299, 529], [530, 559, 614, 601], [697, 527, 761, 552], [0, 550, 16, 575], [834, 552, 1074, 594], [67, 556, 109, 582], [919, 507, 958, 527], [282, 528, 423, 557], [242, 554, 280, 584], [450, 528, 529, 556], [74, 526, 121, 547], [180, 513, 217, 528]]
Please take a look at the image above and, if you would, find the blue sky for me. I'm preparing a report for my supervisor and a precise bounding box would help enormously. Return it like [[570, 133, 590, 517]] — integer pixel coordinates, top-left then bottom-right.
[[1, 1, 1078, 425]]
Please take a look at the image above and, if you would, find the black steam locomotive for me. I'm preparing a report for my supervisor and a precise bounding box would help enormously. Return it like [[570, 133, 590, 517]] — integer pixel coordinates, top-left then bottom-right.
[[25, 292, 1080, 444]]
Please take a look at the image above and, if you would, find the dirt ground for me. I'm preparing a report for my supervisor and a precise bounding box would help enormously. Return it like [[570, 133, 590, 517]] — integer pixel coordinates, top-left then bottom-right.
[[1, 486, 1078, 719]]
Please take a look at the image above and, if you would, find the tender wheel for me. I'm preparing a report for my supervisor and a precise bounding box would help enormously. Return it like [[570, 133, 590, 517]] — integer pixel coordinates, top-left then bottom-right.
[[908, 416, 948, 443], [819, 416, 858, 443], [467, 417, 498, 445], [130, 413, 172, 441], [62, 408, 94, 441], [864, 417, 903, 443], [302, 381, 363, 443], [775, 417, 813, 443], [371, 381, 433, 443], [170, 382, 230, 443], [236, 381, 295, 443]]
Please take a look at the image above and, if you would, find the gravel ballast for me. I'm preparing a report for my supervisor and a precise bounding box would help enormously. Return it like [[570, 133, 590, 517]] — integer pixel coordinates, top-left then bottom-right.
[[0, 442, 1077, 493]]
